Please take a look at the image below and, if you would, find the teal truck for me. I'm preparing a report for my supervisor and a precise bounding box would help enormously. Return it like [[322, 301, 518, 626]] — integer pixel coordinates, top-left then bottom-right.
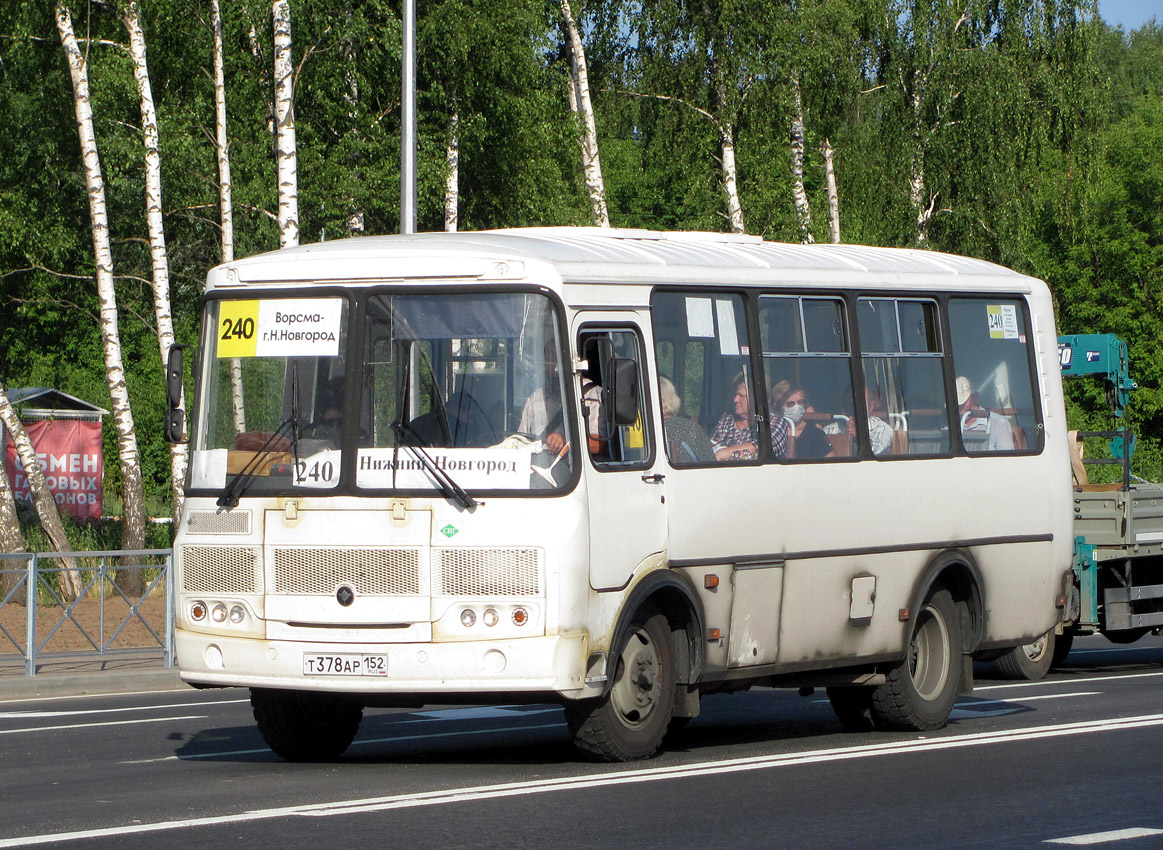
[[993, 334, 1163, 678]]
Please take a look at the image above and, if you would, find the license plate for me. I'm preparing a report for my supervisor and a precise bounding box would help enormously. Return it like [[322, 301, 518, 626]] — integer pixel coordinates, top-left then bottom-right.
[[303, 653, 388, 676]]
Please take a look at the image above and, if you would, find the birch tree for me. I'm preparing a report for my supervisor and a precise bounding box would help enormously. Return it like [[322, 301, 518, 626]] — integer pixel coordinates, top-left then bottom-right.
[[273, 0, 299, 248], [821, 139, 841, 243], [56, 4, 147, 588], [560, 0, 610, 227], [0, 449, 24, 603], [445, 108, 459, 232], [0, 384, 82, 601], [788, 73, 814, 243], [122, 0, 187, 519], [210, 0, 247, 434]]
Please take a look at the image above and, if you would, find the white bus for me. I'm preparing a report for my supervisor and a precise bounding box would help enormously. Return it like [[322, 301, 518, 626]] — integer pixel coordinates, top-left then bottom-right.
[[167, 228, 1073, 762]]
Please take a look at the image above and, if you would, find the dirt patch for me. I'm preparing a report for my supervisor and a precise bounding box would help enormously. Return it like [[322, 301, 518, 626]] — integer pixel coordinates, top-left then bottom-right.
[[0, 592, 168, 656]]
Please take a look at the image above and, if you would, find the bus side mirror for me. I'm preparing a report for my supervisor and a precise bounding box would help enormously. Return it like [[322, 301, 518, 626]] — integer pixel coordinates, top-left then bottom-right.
[[609, 357, 639, 426], [165, 345, 188, 444]]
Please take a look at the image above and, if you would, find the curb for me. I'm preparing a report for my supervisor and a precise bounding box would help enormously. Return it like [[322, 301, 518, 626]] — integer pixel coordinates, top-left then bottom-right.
[[0, 668, 188, 701]]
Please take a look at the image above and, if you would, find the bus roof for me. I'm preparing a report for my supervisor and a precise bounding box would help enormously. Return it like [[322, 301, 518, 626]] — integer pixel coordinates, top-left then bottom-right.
[[208, 227, 1040, 294]]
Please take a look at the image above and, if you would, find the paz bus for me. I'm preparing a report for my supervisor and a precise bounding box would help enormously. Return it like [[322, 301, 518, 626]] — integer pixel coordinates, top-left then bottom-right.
[[165, 228, 1073, 762]]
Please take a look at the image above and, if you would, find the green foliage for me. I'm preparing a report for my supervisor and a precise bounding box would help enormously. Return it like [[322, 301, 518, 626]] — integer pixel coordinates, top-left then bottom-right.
[[1, 0, 1162, 520]]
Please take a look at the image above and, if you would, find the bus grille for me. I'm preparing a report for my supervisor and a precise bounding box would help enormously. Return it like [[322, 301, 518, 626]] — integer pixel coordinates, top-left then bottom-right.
[[181, 546, 262, 594], [271, 547, 423, 596], [185, 510, 251, 535], [435, 548, 541, 596]]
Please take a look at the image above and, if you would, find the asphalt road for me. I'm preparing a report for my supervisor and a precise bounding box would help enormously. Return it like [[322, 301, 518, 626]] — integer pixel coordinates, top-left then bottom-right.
[[2, 635, 1162, 850]]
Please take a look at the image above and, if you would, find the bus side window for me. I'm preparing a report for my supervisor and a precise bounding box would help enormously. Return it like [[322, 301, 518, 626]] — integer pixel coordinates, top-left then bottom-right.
[[947, 298, 1040, 454], [857, 298, 949, 456]]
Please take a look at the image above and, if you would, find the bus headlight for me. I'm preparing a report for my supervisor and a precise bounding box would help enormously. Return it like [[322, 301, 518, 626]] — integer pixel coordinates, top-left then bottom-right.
[[190, 601, 208, 622], [482, 608, 499, 627], [211, 603, 228, 623], [460, 608, 477, 628], [512, 607, 529, 627], [229, 605, 246, 624]]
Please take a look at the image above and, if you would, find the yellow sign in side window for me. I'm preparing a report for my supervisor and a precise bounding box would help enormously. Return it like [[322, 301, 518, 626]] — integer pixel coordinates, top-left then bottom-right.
[[216, 300, 260, 358]]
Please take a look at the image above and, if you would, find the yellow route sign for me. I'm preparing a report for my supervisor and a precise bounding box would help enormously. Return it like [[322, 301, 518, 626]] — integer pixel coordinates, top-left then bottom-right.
[[216, 300, 260, 358]]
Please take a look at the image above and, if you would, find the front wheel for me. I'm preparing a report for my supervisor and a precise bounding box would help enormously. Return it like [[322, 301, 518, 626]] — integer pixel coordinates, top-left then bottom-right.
[[250, 688, 363, 761], [996, 629, 1056, 681], [565, 607, 676, 762], [870, 586, 962, 731]]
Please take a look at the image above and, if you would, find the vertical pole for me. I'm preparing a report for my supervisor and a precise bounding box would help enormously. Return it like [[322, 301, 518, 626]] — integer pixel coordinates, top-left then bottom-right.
[[25, 554, 37, 677], [164, 551, 174, 668], [400, 0, 417, 235]]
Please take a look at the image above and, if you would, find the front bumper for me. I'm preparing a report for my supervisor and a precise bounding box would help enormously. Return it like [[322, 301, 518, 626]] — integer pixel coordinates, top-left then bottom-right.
[[176, 629, 590, 696]]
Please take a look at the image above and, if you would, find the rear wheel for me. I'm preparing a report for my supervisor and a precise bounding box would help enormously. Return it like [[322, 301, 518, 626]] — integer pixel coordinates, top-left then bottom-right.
[[566, 607, 675, 762], [870, 586, 962, 731], [996, 629, 1056, 681], [250, 688, 363, 761]]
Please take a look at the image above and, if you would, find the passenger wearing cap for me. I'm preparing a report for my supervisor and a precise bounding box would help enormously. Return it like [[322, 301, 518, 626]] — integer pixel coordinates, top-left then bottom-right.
[[956, 376, 1014, 451]]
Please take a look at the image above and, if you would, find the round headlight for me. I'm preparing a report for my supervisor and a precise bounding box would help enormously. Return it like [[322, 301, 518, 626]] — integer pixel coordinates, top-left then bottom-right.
[[211, 603, 228, 623], [460, 608, 476, 628], [190, 601, 207, 622], [512, 607, 529, 627], [229, 605, 246, 624], [482, 608, 499, 627]]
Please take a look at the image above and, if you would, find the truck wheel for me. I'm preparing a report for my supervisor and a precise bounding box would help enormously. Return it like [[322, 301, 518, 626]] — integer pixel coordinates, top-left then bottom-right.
[[870, 586, 961, 731], [566, 607, 676, 762], [827, 687, 875, 732], [251, 688, 363, 761], [996, 630, 1055, 680]]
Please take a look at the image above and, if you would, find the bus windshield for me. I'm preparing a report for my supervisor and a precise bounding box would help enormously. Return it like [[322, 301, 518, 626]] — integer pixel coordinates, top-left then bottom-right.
[[188, 290, 575, 498], [355, 291, 574, 493]]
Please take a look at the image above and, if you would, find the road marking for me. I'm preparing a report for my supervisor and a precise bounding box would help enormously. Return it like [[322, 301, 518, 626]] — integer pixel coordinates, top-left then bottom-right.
[[10, 711, 1163, 847], [974, 671, 1163, 692], [1070, 647, 1163, 656], [1045, 827, 1163, 844], [0, 715, 205, 736], [0, 687, 188, 707], [958, 692, 1101, 708], [0, 699, 246, 720]]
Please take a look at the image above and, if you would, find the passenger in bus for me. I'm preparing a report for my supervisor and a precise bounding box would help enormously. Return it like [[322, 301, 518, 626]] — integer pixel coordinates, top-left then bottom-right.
[[956, 376, 1014, 451], [823, 387, 893, 455], [780, 382, 834, 459], [710, 373, 760, 461], [659, 377, 714, 463], [519, 342, 567, 454]]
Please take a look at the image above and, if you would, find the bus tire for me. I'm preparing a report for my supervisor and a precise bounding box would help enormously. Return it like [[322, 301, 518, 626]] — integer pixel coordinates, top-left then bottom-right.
[[826, 687, 875, 732], [995, 629, 1055, 680], [250, 688, 363, 761], [565, 608, 675, 762], [870, 586, 961, 731]]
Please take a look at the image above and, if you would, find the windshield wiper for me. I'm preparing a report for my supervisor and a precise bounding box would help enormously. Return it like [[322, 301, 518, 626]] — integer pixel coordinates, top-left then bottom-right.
[[217, 365, 302, 510], [391, 420, 477, 510]]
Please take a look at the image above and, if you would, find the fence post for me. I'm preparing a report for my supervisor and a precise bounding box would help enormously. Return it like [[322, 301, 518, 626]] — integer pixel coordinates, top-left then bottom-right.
[[25, 554, 37, 677], [164, 551, 174, 669]]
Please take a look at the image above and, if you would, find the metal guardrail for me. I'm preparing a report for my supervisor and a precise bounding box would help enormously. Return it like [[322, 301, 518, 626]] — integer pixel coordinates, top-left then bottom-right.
[[0, 549, 173, 677]]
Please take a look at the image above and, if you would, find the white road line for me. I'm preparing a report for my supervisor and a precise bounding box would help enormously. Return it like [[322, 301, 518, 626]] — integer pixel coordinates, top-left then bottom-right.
[[1070, 647, 1163, 656], [9, 712, 1163, 848], [1045, 827, 1163, 845], [0, 687, 188, 707], [121, 722, 566, 764], [974, 671, 1163, 692], [0, 699, 246, 720], [958, 692, 1101, 708], [0, 715, 206, 736]]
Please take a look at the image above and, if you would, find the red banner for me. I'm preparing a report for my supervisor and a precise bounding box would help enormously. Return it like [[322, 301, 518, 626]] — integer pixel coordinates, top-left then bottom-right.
[[4, 420, 103, 522]]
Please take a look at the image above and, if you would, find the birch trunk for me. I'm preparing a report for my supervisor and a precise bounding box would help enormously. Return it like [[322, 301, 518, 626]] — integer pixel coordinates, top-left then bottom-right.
[[719, 126, 746, 234], [0, 384, 82, 601], [0, 442, 25, 603], [559, 0, 609, 227], [910, 84, 931, 245], [57, 4, 147, 591], [273, 0, 299, 248], [789, 75, 814, 244], [124, 1, 187, 522], [821, 138, 841, 244], [444, 109, 459, 232], [210, 0, 247, 434]]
